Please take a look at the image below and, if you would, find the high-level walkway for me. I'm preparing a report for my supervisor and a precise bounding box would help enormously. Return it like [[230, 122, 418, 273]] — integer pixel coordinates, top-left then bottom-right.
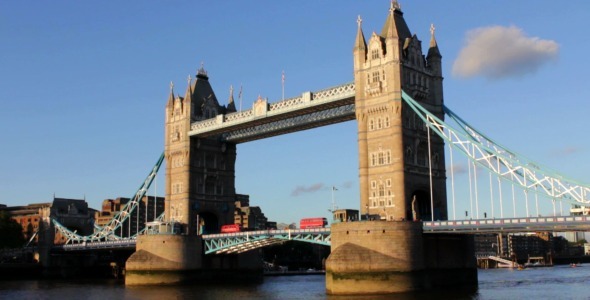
[[188, 83, 355, 143]]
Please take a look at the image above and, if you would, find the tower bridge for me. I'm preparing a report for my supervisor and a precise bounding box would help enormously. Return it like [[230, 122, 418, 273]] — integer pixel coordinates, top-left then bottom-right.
[[42, 1, 590, 295]]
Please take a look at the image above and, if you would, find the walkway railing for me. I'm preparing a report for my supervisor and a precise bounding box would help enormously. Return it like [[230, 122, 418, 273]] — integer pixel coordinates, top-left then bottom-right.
[[188, 83, 355, 143], [202, 228, 331, 254], [423, 215, 590, 233]]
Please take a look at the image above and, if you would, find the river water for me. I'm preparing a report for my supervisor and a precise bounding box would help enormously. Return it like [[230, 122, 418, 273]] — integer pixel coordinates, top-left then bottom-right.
[[1, 265, 589, 299]]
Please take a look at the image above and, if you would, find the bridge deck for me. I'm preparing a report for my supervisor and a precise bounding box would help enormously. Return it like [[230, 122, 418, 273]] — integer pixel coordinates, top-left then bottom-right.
[[51, 216, 590, 252]]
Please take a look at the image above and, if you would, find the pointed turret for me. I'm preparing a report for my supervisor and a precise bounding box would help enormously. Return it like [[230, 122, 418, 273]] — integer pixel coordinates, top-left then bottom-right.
[[353, 15, 367, 72], [427, 23, 441, 59], [381, 1, 411, 41], [166, 81, 175, 108], [354, 15, 367, 52], [226, 85, 237, 113], [184, 75, 193, 104]]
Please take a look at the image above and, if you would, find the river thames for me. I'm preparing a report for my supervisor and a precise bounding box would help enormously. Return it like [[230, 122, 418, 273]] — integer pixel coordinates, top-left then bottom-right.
[[0, 265, 589, 299]]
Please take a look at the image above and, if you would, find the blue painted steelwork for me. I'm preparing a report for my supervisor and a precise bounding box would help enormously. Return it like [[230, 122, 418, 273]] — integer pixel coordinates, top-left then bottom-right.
[[50, 215, 590, 252], [424, 215, 590, 233], [52, 153, 165, 243], [54, 239, 136, 251], [45, 88, 590, 253], [202, 228, 331, 254], [401, 90, 590, 208], [188, 83, 355, 143]]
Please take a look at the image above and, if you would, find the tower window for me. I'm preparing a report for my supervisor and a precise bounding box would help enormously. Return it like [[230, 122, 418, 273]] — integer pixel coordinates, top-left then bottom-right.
[[372, 49, 379, 60], [372, 72, 379, 83]]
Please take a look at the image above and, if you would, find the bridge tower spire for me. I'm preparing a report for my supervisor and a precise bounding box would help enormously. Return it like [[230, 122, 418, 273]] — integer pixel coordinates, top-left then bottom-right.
[[353, 3, 447, 222]]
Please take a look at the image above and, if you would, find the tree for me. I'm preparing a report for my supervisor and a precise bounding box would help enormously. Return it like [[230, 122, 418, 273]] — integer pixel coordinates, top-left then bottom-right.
[[0, 211, 25, 249]]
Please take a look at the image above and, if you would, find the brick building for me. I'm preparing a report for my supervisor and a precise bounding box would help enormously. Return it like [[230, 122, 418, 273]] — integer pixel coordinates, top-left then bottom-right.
[[95, 196, 165, 238], [0, 198, 95, 245]]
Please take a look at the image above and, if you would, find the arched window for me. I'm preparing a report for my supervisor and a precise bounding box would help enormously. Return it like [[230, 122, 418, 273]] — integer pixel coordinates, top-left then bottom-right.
[[417, 143, 427, 166], [369, 119, 374, 131], [406, 147, 413, 163]]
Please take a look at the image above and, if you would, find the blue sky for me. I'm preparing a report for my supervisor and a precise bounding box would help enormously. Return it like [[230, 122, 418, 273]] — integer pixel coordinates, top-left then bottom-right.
[[2, 1, 590, 225]]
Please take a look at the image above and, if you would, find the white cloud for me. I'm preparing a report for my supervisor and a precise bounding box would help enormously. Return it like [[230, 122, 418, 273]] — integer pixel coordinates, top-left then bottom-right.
[[452, 26, 559, 79], [448, 163, 468, 176], [551, 146, 580, 157], [291, 183, 324, 196]]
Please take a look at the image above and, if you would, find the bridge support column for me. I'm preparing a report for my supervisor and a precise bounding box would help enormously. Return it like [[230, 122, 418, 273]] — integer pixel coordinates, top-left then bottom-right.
[[125, 234, 263, 285], [325, 221, 477, 295], [125, 234, 202, 285]]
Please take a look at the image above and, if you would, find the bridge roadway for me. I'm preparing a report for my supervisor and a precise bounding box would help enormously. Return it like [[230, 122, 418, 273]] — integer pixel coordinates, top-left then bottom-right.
[[53, 216, 590, 252]]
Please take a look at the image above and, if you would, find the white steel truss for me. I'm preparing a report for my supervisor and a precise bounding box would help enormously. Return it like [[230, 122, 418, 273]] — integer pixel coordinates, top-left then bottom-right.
[[52, 153, 164, 244], [189, 83, 355, 143], [401, 90, 590, 207]]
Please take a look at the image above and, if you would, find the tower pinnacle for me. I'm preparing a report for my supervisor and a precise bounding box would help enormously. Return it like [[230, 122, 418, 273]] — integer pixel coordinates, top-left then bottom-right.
[[354, 15, 367, 52], [427, 23, 441, 58], [390, 0, 401, 14]]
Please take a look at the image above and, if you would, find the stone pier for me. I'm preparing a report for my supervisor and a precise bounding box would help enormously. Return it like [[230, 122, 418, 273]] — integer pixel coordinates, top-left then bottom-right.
[[125, 234, 262, 285], [325, 221, 477, 295]]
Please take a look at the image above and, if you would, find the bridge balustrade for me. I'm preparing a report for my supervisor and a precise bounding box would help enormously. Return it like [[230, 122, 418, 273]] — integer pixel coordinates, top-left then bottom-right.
[[424, 215, 590, 233]]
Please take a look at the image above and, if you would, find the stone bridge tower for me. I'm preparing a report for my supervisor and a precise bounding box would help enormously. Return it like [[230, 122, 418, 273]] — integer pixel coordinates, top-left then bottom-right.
[[164, 66, 238, 235], [353, 2, 447, 222], [326, 3, 477, 295], [126, 67, 255, 285]]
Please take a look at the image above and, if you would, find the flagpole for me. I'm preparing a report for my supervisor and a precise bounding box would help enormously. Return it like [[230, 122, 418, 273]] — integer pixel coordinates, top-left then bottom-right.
[[331, 186, 337, 212], [239, 84, 243, 111], [281, 70, 285, 101]]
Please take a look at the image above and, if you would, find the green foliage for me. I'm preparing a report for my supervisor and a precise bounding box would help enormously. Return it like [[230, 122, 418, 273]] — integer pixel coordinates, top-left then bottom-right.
[[0, 211, 26, 249]]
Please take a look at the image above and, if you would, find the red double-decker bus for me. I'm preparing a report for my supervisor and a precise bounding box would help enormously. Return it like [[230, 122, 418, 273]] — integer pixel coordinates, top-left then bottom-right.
[[300, 217, 328, 229], [220, 224, 241, 233]]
